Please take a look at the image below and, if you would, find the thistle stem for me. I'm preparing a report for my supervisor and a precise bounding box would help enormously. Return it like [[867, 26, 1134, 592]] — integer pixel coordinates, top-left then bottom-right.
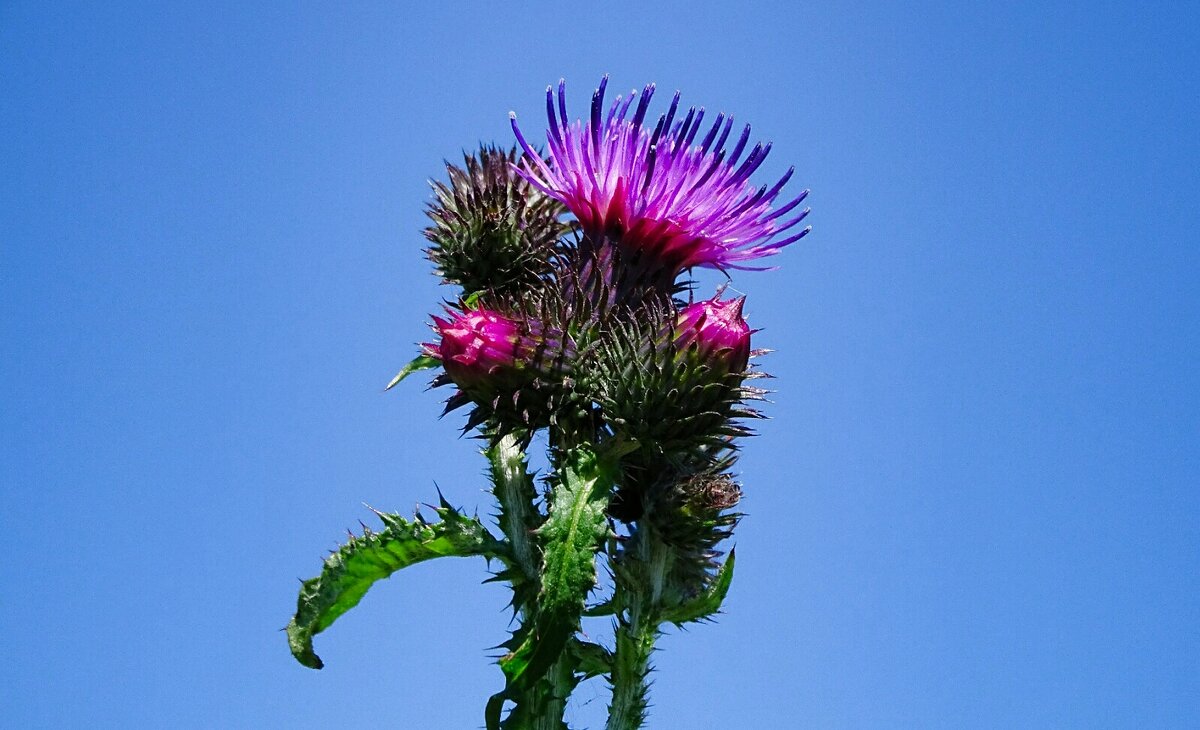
[[532, 656, 576, 730], [490, 440, 616, 730], [489, 431, 539, 582], [489, 432, 571, 729], [607, 522, 671, 730], [607, 608, 657, 730]]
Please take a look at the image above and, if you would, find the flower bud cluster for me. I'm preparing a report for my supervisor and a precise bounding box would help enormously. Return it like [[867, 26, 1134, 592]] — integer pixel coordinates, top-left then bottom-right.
[[415, 75, 807, 480]]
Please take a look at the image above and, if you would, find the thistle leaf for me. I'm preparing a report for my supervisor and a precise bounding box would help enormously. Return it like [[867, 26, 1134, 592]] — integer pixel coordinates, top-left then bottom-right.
[[384, 353, 440, 391], [536, 447, 617, 623], [487, 446, 618, 725], [570, 638, 614, 679], [661, 548, 736, 625], [287, 504, 504, 669]]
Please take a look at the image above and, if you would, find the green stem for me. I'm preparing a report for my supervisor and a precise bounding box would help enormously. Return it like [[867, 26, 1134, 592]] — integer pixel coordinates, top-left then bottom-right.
[[489, 432, 540, 583], [499, 653, 575, 730], [489, 440, 617, 730], [607, 609, 655, 730], [488, 433, 568, 729], [532, 656, 576, 730], [607, 522, 671, 730]]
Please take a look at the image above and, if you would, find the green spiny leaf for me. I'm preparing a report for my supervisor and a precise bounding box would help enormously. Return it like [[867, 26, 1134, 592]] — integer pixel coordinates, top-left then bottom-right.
[[570, 638, 613, 679], [661, 548, 736, 626], [490, 446, 618, 719], [287, 504, 504, 669], [536, 446, 617, 625], [384, 353, 440, 391]]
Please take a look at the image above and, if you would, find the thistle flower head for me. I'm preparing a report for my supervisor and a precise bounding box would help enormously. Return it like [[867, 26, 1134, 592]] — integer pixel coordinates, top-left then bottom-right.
[[425, 308, 532, 391], [423, 302, 583, 436], [586, 303, 763, 460], [510, 76, 811, 275], [675, 294, 752, 373], [646, 470, 742, 551], [424, 146, 567, 297]]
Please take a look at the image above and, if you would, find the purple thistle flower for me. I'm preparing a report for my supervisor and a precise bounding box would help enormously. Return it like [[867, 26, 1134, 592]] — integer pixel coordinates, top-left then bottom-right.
[[675, 294, 752, 373], [510, 76, 811, 274], [425, 309, 533, 391]]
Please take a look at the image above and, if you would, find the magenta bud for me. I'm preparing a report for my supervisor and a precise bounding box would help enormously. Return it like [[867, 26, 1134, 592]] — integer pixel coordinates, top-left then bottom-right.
[[425, 309, 530, 390], [675, 295, 751, 373]]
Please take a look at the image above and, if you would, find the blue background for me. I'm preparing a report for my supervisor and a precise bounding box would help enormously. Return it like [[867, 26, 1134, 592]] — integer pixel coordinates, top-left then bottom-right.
[[2, 2, 1197, 727]]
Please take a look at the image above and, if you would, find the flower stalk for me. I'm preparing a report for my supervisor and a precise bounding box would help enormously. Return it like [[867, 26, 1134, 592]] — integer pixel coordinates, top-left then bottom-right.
[[607, 521, 672, 730], [488, 432, 540, 585]]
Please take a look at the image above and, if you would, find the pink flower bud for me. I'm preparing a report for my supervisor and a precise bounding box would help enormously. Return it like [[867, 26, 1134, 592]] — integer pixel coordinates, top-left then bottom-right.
[[425, 309, 530, 390], [675, 295, 751, 373]]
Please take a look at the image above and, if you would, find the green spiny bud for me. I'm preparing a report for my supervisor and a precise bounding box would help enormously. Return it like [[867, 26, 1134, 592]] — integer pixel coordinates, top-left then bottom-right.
[[425, 145, 568, 297], [586, 303, 763, 461]]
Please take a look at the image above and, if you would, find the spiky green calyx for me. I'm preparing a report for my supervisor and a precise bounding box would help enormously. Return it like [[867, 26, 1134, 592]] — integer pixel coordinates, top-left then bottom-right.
[[644, 470, 742, 612], [646, 471, 741, 553], [587, 303, 765, 460], [429, 298, 578, 437], [425, 145, 568, 298]]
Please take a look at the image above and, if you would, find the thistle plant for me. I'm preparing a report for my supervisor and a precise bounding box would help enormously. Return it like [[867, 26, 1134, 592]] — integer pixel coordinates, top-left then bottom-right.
[[286, 76, 811, 729]]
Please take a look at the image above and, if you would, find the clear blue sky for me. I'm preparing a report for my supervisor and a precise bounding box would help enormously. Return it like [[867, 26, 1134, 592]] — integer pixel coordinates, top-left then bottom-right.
[[2, 2, 1197, 727]]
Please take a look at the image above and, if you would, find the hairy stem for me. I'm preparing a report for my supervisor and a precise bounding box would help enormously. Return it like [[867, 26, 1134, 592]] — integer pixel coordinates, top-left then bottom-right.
[[607, 522, 671, 730], [488, 433, 569, 730], [607, 608, 656, 730], [489, 432, 540, 583], [490, 442, 617, 730], [532, 656, 576, 730]]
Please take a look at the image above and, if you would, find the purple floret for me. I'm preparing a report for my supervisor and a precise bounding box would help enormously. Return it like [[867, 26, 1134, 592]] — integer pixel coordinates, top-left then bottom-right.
[[511, 76, 810, 274]]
